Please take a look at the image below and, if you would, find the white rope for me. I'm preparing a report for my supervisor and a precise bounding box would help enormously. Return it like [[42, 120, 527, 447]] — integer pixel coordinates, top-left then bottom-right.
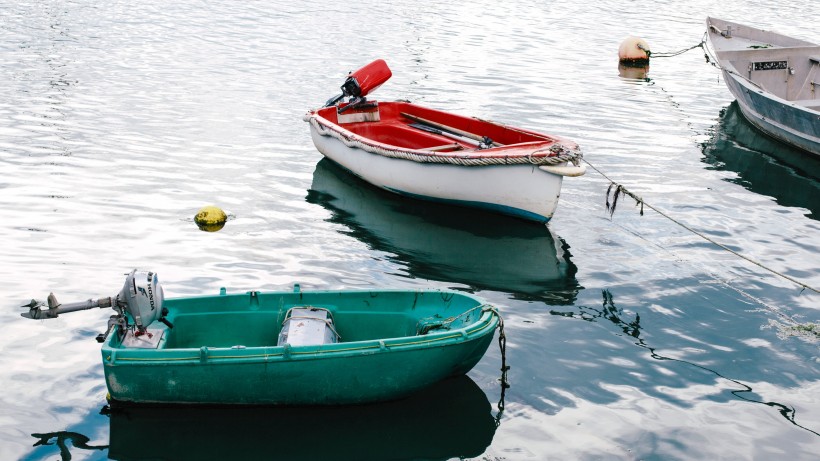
[[304, 113, 583, 167]]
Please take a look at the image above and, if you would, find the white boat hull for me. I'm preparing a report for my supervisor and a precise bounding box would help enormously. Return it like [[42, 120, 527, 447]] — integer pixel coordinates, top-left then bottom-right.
[[309, 125, 566, 223]]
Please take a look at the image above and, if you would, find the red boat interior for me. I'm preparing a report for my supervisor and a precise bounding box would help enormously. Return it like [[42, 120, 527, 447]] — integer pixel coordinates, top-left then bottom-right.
[[314, 101, 561, 153]]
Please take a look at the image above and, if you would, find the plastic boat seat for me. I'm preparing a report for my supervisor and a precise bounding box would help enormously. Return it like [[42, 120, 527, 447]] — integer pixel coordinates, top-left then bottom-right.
[[277, 307, 339, 346]]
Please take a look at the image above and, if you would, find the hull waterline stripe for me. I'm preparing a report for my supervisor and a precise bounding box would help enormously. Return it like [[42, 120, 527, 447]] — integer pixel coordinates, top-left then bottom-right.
[[384, 187, 551, 223]]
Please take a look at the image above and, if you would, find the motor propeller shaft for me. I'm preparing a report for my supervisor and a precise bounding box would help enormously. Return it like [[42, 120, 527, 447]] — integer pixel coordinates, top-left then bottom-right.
[[21, 295, 113, 320]]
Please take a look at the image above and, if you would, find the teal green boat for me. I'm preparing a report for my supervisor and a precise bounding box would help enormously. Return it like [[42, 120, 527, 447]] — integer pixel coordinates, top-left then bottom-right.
[[22, 270, 500, 405]]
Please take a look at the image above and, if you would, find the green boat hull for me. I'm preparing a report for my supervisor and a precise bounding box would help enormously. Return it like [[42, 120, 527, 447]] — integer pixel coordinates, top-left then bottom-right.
[[102, 288, 498, 405]]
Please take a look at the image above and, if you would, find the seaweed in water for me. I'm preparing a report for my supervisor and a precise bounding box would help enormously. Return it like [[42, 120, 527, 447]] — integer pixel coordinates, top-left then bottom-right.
[[605, 183, 644, 217], [765, 320, 820, 341]]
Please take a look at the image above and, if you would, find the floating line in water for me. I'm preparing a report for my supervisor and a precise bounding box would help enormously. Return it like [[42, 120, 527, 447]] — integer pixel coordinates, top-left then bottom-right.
[[584, 158, 820, 295]]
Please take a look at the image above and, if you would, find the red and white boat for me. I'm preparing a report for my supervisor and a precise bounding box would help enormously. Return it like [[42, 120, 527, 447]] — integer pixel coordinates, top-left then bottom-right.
[[304, 60, 585, 223]]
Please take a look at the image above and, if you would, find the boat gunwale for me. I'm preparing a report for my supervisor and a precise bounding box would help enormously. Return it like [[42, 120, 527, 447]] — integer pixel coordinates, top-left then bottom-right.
[[306, 102, 576, 161], [102, 288, 499, 364], [706, 17, 816, 49], [104, 314, 497, 364]]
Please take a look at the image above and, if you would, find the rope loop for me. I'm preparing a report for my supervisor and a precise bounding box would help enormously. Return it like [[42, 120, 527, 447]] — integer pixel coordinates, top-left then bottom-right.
[[417, 303, 490, 335]]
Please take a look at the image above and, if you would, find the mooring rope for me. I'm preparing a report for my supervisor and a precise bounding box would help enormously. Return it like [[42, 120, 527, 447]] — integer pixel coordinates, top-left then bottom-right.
[[584, 158, 820, 295], [484, 305, 509, 426], [650, 34, 707, 58], [699, 34, 782, 95], [419, 304, 509, 424], [417, 304, 486, 334]]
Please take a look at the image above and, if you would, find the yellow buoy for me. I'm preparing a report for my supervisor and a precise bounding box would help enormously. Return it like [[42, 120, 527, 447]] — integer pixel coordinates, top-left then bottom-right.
[[194, 205, 227, 232], [618, 36, 651, 64]]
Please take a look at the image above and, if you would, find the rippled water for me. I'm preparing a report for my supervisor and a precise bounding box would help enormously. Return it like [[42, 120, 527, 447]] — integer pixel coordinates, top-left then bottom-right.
[[2, 1, 818, 460]]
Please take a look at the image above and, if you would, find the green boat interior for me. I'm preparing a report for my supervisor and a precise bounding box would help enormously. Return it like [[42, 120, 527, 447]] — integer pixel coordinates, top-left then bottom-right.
[[119, 288, 485, 350]]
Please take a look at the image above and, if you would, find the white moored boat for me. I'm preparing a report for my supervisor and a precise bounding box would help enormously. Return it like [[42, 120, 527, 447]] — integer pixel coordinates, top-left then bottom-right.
[[304, 59, 585, 224], [706, 17, 820, 156]]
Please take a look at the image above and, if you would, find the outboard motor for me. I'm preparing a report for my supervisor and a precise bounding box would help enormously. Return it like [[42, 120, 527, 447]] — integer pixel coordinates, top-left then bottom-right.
[[120, 270, 165, 335], [325, 59, 392, 112], [21, 269, 173, 343]]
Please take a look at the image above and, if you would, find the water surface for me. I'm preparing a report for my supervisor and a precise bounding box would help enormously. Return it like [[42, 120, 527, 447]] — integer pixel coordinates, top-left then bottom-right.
[[1, 1, 818, 460]]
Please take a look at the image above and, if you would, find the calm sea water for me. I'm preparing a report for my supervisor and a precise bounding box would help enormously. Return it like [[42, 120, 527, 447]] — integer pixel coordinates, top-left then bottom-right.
[[2, 1, 818, 460]]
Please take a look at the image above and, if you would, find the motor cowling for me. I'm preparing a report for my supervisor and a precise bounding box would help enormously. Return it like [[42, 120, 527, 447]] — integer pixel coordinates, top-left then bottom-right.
[[119, 270, 164, 332], [341, 59, 392, 98]]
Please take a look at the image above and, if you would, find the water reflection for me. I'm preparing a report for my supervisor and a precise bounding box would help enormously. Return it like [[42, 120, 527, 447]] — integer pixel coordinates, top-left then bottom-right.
[[29, 431, 107, 460], [306, 159, 580, 302], [550, 289, 819, 437], [702, 102, 820, 219], [617, 62, 650, 81], [106, 375, 495, 461]]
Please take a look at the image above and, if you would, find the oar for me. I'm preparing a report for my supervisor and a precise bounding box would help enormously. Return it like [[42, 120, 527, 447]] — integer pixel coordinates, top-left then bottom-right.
[[401, 112, 503, 147], [409, 123, 480, 147]]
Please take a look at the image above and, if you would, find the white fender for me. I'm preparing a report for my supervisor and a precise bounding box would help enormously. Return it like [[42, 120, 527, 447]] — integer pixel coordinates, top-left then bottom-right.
[[539, 164, 587, 177]]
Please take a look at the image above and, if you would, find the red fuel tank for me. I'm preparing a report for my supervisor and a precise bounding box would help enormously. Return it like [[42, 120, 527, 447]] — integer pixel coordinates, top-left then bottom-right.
[[342, 59, 392, 98]]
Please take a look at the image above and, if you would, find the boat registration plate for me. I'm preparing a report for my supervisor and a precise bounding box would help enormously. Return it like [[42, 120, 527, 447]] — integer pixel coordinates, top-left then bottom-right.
[[753, 61, 788, 71]]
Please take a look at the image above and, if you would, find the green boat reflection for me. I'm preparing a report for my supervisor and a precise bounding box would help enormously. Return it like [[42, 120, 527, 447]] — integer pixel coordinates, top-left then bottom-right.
[[108, 375, 496, 461], [702, 102, 820, 220], [307, 158, 580, 303]]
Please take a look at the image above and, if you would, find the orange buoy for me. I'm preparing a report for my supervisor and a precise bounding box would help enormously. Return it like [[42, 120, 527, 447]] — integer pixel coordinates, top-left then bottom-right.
[[618, 36, 651, 65]]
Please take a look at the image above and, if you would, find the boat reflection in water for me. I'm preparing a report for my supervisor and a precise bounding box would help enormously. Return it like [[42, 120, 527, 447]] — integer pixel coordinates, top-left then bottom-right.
[[107, 375, 496, 461], [702, 102, 820, 220], [307, 159, 580, 303]]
